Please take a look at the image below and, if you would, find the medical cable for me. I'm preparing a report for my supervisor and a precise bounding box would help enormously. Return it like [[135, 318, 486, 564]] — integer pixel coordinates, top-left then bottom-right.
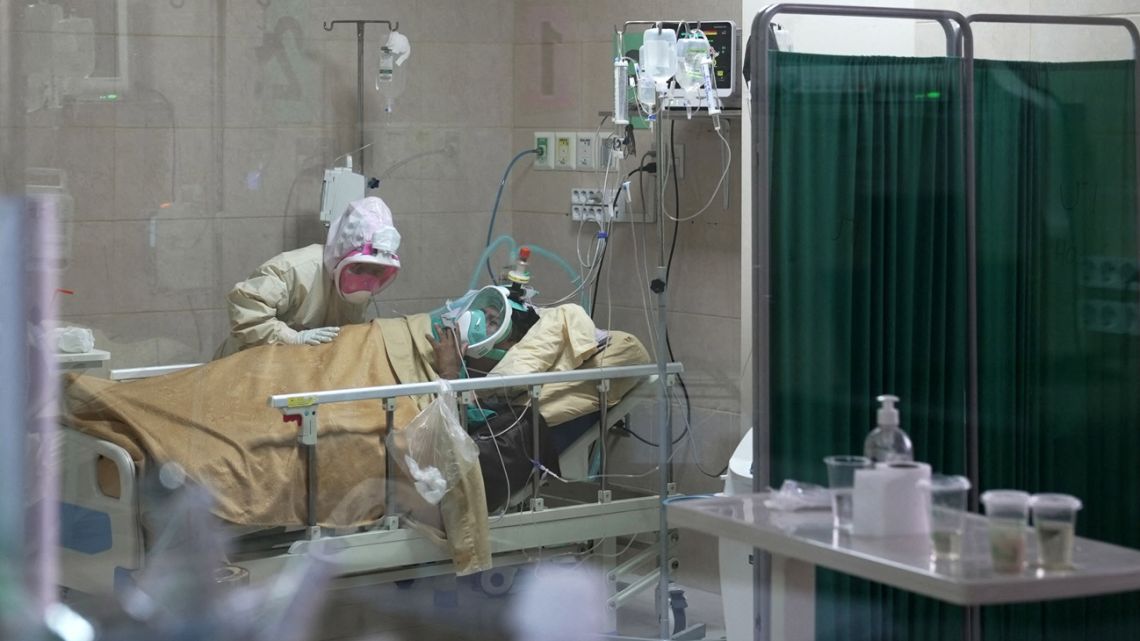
[[669, 388, 730, 478], [331, 142, 375, 168], [531, 438, 683, 483], [614, 421, 687, 448], [665, 122, 694, 447], [485, 148, 540, 280], [446, 331, 513, 521], [468, 380, 687, 483], [590, 157, 657, 320], [629, 178, 660, 358], [532, 533, 642, 570], [541, 235, 609, 307], [663, 123, 732, 222]]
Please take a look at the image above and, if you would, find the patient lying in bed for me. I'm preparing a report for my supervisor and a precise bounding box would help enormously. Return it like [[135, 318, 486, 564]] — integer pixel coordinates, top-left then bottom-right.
[[62, 302, 650, 532]]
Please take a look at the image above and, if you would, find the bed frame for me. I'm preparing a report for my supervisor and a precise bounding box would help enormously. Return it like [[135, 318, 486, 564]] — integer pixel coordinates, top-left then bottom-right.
[[58, 363, 687, 633]]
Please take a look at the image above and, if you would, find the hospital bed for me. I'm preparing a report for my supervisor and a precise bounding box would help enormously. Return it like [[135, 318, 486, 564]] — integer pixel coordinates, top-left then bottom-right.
[[57, 361, 685, 627]]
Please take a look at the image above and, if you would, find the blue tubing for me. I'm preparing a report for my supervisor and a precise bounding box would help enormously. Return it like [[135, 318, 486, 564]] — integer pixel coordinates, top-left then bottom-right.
[[468, 235, 517, 291], [467, 237, 585, 307], [485, 149, 539, 280]]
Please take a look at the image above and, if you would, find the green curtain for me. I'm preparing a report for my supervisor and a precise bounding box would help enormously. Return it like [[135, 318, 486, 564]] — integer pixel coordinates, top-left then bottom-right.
[[768, 50, 1138, 640], [975, 58, 1139, 641], [769, 51, 968, 641]]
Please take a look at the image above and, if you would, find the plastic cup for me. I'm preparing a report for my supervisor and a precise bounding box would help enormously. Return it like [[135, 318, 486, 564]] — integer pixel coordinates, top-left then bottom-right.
[[824, 455, 872, 532], [981, 490, 1031, 573], [1030, 494, 1082, 570], [921, 475, 971, 560]]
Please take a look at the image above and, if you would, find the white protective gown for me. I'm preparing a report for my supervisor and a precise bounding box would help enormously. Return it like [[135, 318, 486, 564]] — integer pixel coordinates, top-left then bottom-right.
[[214, 244, 368, 358]]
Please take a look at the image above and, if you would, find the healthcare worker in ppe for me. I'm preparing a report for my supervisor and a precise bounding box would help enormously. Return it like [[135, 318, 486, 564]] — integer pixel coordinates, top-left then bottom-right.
[[213, 196, 401, 358]]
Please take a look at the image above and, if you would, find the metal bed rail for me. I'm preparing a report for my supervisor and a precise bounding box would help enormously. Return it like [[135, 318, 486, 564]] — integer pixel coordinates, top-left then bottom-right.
[[268, 362, 684, 540]]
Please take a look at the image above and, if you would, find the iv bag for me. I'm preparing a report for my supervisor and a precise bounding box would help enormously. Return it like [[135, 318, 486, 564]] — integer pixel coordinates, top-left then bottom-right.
[[635, 66, 656, 113], [376, 52, 407, 112], [674, 36, 709, 98], [639, 28, 676, 92], [376, 30, 411, 112]]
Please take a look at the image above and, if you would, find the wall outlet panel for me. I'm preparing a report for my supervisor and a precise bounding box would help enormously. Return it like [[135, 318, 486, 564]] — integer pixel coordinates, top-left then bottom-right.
[[575, 132, 599, 171], [554, 132, 576, 170], [534, 132, 554, 170]]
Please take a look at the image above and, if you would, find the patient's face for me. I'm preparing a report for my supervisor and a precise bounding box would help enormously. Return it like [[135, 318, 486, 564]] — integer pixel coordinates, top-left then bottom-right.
[[482, 305, 503, 334]]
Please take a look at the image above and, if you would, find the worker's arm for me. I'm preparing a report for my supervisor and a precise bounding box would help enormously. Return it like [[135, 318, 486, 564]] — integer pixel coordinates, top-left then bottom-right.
[[226, 266, 303, 349]]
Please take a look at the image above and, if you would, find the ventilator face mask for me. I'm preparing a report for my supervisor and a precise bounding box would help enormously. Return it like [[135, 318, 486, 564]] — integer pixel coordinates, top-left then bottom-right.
[[454, 286, 513, 360]]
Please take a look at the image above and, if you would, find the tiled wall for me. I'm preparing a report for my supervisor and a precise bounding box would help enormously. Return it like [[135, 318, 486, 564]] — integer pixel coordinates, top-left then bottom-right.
[[12, 0, 515, 368], [511, 0, 744, 592]]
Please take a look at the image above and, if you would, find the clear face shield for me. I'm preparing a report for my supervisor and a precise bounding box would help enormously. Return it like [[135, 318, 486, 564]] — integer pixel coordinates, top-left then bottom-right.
[[334, 249, 400, 304]]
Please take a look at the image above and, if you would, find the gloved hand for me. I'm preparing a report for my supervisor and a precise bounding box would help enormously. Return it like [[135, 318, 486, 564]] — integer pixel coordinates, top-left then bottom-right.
[[287, 326, 341, 346]]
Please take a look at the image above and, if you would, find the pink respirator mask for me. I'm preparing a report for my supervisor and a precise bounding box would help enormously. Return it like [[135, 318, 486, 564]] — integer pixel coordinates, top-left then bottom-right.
[[334, 243, 400, 304]]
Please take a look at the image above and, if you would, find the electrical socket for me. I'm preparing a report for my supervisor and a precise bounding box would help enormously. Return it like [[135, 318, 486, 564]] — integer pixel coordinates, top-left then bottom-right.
[[534, 132, 554, 170], [569, 188, 626, 222], [554, 132, 576, 170]]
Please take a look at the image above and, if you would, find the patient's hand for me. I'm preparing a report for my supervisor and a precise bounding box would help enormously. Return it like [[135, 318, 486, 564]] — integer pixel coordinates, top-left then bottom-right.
[[427, 325, 465, 379]]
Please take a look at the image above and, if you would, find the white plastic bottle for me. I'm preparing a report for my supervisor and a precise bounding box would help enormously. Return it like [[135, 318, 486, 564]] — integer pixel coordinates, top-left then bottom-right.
[[863, 394, 914, 463]]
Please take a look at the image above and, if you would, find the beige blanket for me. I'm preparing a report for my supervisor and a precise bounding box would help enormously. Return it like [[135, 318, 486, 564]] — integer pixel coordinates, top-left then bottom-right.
[[63, 316, 490, 573], [61, 305, 650, 574]]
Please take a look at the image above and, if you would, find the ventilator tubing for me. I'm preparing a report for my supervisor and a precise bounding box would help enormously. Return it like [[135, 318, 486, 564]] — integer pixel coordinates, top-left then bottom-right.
[[468, 236, 584, 306]]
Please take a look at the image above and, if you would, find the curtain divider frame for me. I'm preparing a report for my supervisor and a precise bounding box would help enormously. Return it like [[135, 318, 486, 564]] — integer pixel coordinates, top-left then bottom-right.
[[748, 6, 975, 641]]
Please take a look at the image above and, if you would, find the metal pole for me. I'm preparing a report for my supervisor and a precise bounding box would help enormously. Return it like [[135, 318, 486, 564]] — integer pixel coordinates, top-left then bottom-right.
[[961, 28, 979, 520], [531, 386, 543, 508], [749, 10, 773, 641], [650, 93, 676, 641], [654, 264, 671, 641], [307, 443, 318, 533], [384, 399, 395, 516], [598, 381, 610, 494], [357, 22, 366, 170], [657, 106, 667, 257]]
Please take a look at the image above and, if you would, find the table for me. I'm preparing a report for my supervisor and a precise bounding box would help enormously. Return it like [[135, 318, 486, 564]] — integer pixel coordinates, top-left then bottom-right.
[[56, 349, 110, 371], [668, 493, 1140, 641]]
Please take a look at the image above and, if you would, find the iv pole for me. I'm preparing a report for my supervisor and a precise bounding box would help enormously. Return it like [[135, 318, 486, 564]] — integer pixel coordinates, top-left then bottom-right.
[[322, 19, 399, 173]]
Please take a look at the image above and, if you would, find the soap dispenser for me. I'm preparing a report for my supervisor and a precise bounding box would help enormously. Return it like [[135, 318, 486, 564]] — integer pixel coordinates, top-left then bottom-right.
[[863, 394, 914, 463]]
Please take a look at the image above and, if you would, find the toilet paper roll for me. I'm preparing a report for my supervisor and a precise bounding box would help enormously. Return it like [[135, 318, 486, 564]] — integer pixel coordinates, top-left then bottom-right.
[[852, 462, 931, 537]]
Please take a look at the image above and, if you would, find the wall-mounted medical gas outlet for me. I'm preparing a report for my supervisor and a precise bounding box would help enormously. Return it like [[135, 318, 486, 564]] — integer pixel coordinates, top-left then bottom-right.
[[575, 132, 599, 170], [534, 132, 554, 170], [554, 133, 576, 170]]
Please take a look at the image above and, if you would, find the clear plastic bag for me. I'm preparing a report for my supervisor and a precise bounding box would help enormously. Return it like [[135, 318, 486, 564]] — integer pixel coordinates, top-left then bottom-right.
[[763, 480, 831, 512], [387, 382, 479, 505]]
